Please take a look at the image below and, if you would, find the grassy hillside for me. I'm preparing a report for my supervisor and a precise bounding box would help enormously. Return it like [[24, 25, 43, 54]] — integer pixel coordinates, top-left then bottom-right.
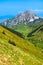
[[11, 21, 43, 49], [27, 24, 43, 49], [11, 22, 33, 37], [0, 26, 43, 65]]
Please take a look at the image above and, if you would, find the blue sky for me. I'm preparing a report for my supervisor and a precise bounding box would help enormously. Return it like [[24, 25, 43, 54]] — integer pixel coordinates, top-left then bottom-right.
[[0, 0, 43, 17]]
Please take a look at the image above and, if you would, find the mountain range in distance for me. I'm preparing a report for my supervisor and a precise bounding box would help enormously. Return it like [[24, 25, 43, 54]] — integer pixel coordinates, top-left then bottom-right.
[[1, 11, 40, 26], [1, 10, 43, 29]]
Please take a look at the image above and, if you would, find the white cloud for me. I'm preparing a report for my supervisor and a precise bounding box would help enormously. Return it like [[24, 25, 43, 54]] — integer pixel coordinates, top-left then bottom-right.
[[32, 9, 43, 12]]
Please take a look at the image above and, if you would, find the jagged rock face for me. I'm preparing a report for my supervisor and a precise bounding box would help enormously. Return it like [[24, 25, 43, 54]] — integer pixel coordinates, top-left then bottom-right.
[[2, 11, 39, 26], [13, 11, 39, 23]]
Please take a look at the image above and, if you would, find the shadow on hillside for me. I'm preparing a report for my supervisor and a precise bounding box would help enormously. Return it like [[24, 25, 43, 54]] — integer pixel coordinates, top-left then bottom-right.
[[27, 25, 43, 37], [1, 25, 24, 39]]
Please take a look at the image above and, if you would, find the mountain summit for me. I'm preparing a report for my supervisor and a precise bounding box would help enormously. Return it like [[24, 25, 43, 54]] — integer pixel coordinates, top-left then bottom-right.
[[2, 10, 39, 26], [14, 10, 39, 22]]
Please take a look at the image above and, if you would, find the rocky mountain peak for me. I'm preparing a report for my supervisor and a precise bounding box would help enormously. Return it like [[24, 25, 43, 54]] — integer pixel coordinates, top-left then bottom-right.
[[2, 10, 39, 26], [15, 10, 39, 22], [24, 10, 34, 15]]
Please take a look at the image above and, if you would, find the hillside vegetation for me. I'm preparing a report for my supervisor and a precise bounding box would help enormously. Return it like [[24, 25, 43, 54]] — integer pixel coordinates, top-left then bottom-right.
[[11, 22, 33, 37], [0, 26, 43, 65], [11, 21, 43, 49], [27, 24, 43, 49]]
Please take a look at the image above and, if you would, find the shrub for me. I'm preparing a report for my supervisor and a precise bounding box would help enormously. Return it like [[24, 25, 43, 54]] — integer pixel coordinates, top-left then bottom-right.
[[2, 31, 5, 34], [8, 40, 16, 46]]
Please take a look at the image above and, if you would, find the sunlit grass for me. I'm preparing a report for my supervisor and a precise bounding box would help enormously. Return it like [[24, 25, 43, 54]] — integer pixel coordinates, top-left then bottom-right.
[[0, 26, 43, 65]]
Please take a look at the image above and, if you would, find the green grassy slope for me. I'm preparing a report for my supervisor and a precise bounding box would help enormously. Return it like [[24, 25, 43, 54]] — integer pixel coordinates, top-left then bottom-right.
[[11, 22, 33, 37], [0, 26, 43, 65], [10, 21, 43, 49], [27, 25, 43, 49]]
